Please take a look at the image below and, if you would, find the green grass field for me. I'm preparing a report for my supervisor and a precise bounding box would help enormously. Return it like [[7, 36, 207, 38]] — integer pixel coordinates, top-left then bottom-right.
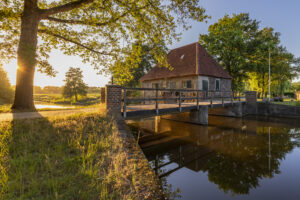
[[0, 112, 148, 199], [34, 93, 101, 105]]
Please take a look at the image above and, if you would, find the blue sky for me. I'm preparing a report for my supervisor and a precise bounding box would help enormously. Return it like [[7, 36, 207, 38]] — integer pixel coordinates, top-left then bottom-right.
[[4, 0, 300, 87], [175, 0, 300, 58]]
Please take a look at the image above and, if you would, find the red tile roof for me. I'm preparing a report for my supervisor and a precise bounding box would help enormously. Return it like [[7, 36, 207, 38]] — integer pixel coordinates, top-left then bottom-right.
[[140, 42, 232, 81]]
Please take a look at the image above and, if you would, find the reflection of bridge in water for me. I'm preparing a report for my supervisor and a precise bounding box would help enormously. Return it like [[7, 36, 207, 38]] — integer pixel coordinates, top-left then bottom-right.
[[153, 144, 214, 178], [127, 115, 300, 194]]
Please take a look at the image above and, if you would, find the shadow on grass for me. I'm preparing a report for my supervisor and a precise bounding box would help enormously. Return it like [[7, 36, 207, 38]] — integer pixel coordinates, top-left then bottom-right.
[[1, 111, 120, 199]]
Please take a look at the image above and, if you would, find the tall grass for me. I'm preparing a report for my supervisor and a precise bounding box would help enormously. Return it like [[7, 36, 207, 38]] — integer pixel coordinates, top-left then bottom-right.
[[0, 113, 153, 199]]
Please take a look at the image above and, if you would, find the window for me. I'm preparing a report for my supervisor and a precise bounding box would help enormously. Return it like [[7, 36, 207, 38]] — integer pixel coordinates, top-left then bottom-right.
[[216, 79, 220, 91], [202, 80, 208, 91], [182, 80, 192, 89], [169, 81, 175, 89], [152, 83, 159, 88], [187, 80, 192, 88]]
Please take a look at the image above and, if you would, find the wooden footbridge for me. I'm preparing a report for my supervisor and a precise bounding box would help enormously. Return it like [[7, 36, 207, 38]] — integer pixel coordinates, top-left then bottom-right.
[[104, 85, 255, 124], [121, 87, 246, 118]]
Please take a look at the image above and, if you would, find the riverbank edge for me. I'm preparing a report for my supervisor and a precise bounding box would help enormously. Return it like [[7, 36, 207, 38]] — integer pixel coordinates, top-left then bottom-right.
[[111, 111, 165, 199]]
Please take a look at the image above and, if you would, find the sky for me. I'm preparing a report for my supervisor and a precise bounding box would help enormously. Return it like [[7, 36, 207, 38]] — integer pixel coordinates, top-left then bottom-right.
[[3, 0, 300, 87]]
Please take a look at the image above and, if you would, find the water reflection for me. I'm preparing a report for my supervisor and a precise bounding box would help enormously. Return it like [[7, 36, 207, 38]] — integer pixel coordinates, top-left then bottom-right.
[[35, 104, 75, 109], [127, 115, 300, 199]]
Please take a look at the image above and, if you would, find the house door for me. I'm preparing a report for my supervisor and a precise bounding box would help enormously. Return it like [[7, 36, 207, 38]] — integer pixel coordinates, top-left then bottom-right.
[[202, 80, 208, 97]]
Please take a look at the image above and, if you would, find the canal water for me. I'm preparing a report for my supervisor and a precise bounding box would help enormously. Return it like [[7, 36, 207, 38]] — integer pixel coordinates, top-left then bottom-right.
[[127, 115, 300, 200]]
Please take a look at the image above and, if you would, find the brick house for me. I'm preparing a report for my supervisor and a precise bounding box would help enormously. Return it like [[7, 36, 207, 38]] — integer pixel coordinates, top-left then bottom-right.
[[140, 42, 232, 99]]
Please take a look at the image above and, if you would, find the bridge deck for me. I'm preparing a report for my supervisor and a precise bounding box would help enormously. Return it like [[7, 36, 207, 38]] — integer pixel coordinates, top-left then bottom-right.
[[123, 100, 245, 118]]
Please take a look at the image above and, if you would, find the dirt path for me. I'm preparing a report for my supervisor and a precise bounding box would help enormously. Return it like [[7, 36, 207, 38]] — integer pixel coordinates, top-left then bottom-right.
[[0, 107, 104, 122]]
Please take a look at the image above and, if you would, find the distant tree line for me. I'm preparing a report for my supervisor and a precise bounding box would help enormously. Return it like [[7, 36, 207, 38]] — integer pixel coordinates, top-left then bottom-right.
[[34, 86, 102, 95], [0, 64, 14, 104]]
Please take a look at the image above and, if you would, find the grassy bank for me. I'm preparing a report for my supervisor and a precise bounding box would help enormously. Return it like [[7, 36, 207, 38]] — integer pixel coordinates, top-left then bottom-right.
[[272, 100, 300, 106], [0, 112, 162, 199]]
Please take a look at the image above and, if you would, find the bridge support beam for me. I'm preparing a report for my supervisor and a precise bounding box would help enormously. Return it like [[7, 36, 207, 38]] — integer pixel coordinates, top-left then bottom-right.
[[161, 106, 208, 125], [230, 102, 243, 117], [209, 102, 244, 117], [189, 106, 208, 125]]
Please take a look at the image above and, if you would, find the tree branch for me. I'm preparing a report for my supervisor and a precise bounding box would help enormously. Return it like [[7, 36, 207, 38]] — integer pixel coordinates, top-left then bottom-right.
[[40, 0, 94, 18], [43, 4, 149, 26], [38, 29, 115, 56], [45, 11, 127, 26], [44, 17, 83, 24]]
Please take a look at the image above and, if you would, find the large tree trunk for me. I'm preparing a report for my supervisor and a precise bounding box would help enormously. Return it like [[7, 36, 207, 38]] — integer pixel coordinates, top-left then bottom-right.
[[12, 1, 40, 110]]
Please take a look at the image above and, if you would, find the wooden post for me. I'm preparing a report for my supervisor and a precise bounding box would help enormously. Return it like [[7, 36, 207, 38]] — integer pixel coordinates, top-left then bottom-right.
[[123, 88, 127, 117], [155, 88, 159, 115], [197, 91, 199, 110], [210, 91, 213, 108], [222, 92, 224, 107], [231, 92, 234, 105], [239, 92, 241, 102], [179, 91, 182, 112]]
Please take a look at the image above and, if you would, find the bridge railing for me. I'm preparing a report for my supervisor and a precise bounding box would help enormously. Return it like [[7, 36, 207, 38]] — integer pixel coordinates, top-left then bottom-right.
[[122, 87, 245, 117]]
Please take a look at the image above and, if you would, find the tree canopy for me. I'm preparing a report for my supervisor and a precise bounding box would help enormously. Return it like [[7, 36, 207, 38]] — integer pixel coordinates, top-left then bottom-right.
[[199, 13, 299, 95], [200, 13, 259, 91], [110, 43, 161, 87], [0, 0, 208, 109], [63, 67, 88, 101]]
